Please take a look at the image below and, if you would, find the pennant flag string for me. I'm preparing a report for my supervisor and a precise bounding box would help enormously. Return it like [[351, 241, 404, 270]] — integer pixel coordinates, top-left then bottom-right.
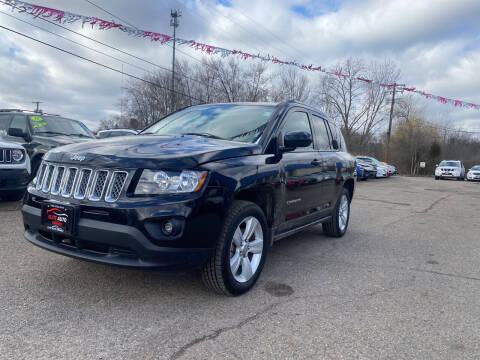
[[3, 0, 479, 111]]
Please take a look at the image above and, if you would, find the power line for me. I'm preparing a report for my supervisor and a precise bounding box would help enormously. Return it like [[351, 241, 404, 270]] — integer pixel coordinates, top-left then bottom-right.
[[0, 10, 153, 75], [172, 0, 297, 63], [0, 1, 225, 93], [83, 0, 138, 29], [0, 24, 204, 103], [77, 0, 206, 65]]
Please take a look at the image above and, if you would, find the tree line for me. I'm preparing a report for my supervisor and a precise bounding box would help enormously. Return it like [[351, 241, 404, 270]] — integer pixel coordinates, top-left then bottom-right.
[[100, 57, 480, 174]]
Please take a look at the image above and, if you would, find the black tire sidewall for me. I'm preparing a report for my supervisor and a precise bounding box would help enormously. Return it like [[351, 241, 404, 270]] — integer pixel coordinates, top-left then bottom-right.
[[220, 204, 268, 295]]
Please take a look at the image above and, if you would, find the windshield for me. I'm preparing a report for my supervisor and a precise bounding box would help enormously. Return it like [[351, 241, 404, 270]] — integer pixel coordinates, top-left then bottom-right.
[[439, 161, 460, 167], [141, 104, 276, 143], [470, 166, 480, 171], [29, 115, 94, 138]]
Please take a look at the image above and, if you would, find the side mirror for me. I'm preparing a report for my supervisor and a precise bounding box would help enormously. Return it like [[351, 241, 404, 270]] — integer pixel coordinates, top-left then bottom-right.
[[8, 128, 30, 141], [332, 139, 339, 150], [435, 164, 439, 167], [282, 131, 312, 152]]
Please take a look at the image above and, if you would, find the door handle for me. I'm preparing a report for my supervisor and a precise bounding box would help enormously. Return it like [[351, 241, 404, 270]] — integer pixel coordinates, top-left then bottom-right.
[[311, 159, 323, 166]]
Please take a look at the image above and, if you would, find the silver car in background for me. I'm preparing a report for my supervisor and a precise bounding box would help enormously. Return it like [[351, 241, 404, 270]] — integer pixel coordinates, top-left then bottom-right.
[[466, 165, 480, 181], [435, 160, 465, 180]]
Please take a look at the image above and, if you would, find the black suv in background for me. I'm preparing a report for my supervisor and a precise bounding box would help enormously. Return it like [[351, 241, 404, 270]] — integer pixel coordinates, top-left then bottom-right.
[[0, 109, 96, 177], [22, 102, 355, 295]]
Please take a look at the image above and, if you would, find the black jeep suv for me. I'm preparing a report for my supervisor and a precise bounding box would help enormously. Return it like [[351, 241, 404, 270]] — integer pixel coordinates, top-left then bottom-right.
[[0, 109, 95, 177], [22, 102, 355, 295]]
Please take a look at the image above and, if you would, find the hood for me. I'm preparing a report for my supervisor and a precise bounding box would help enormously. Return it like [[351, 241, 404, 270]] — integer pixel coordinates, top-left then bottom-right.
[[0, 138, 25, 150], [44, 135, 261, 168]]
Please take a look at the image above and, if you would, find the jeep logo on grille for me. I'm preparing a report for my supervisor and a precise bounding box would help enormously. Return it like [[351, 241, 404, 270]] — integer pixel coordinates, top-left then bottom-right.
[[70, 153, 86, 162]]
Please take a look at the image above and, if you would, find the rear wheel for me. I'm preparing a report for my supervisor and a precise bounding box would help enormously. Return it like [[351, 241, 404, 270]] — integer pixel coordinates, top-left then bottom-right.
[[323, 188, 350, 237], [201, 200, 268, 295]]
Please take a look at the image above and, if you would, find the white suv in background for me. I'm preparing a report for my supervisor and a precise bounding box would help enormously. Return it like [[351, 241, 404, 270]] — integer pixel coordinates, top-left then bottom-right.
[[435, 160, 465, 181], [0, 135, 31, 201]]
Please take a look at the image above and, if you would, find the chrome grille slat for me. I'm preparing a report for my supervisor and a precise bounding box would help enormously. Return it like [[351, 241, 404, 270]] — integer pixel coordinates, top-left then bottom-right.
[[105, 171, 128, 203], [51, 166, 65, 195], [35, 163, 47, 190], [61, 168, 78, 197], [88, 170, 109, 201], [74, 169, 93, 199], [42, 165, 55, 193], [0, 149, 12, 163]]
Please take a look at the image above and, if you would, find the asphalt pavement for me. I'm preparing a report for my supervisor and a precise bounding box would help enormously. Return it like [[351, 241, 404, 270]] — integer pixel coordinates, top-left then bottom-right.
[[1, 176, 479, 359]]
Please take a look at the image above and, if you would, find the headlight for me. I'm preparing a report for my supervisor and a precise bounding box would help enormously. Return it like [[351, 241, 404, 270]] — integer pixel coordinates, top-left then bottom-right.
[[11, 149, 24, 162], [135, 169, 207, 195]]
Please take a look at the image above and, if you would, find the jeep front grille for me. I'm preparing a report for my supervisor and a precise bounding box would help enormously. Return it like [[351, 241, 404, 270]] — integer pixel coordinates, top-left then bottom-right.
[[35, 162, 129, 202], [0, 149, 12, 163]]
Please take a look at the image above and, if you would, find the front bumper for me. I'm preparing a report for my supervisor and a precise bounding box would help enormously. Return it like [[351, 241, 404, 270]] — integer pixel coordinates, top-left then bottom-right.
[[0, 169, 30, 190], [21, 187, 226, 270], [437, 173, 460, 178]]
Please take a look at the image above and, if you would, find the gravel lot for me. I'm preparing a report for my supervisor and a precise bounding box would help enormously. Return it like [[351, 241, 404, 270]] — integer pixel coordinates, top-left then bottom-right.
[[1, 176, 480, 359]]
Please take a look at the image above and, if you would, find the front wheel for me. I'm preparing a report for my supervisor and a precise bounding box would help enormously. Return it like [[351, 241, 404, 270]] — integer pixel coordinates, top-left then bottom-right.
[[435, 176, 439, 180], [323, 188, 350, 237], [201, 200, 268, 296]]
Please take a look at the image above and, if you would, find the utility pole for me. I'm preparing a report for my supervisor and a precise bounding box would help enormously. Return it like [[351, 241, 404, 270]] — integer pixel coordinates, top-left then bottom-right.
[[170, 9, 181, 112], [385, 83, 404, 163], [32, 101, 42, 113]]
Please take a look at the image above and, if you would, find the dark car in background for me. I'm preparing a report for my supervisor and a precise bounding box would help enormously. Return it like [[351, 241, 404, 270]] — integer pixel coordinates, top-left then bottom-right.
[[96, 129, 138, 138], [22, 101, 356, 295], [0, 109, 96, 177]]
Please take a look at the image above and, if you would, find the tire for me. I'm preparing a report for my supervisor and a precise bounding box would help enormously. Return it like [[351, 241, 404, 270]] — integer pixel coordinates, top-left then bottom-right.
[[435, 176, 439, 180], [457, 177, 462, 181], [0, 190, 25, 201], [322, 188, 350, 238], [201, 200, 268, 296]]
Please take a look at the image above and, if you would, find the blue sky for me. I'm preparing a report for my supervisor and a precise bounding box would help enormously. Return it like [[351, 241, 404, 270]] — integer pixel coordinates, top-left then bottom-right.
[[0, 0, 479, 131], [292, 0, 340, 17]]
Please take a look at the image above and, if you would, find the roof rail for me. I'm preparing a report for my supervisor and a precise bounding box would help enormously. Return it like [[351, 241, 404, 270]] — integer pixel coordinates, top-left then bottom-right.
[[0, 109, 24, 113]]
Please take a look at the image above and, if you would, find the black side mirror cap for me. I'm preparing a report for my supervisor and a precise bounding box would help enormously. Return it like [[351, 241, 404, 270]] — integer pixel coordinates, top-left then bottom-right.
[[8, 128, 29, 140], [332, 139, 339, 150], [282, 131, 312, 152]]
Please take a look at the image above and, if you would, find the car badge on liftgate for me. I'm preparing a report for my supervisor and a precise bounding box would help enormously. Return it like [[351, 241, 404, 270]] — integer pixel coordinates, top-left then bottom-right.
[[70, 153, 86, 162]]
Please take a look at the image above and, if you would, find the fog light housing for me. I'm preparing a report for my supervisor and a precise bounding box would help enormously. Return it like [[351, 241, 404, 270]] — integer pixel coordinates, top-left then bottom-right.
[[162, 221, 174, 235], [144, 217, 185, 241]]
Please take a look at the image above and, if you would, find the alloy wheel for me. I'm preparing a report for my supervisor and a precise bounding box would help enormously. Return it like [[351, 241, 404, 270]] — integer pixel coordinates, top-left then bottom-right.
[[229, 216, 264, 283]]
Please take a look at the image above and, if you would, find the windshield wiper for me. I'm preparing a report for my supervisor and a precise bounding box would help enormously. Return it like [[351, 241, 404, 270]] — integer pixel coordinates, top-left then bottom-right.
[[35, 131, 65, 136], [182, 132, 224, 140], [66, 133, 91, 138]]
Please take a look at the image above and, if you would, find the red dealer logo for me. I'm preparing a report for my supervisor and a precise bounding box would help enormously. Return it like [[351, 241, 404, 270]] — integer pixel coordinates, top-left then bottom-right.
[[46, 208, 68, 227]]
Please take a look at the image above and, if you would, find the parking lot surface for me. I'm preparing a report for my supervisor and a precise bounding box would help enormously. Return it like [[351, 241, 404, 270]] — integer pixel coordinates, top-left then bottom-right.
[[1, 176, 480, 359]]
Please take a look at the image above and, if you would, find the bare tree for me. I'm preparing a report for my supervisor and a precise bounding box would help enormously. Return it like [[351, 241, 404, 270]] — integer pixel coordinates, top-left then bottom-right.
[[271, 68, 310, 102], [316, 58, 368, 150]]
